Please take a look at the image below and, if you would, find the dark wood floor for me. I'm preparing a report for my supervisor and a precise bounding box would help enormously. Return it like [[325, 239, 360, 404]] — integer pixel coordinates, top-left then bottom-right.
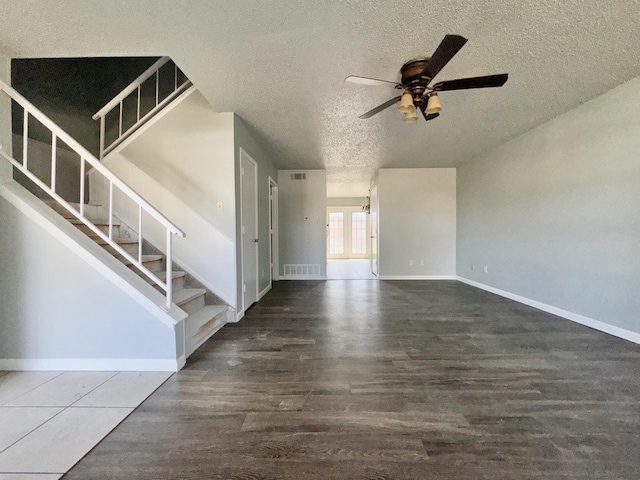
[[64, 280, 640, 479]]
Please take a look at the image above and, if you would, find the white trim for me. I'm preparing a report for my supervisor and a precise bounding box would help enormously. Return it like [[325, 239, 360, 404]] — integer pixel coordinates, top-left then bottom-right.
[[239, 148, 259, 312], [259, 284, 272, 300], [456, 276, 640, 345], [176, 354, 186, 371], [0, 358, 180, 372], [378, 275, 457, 280], [232, 310, 245, 323], [268, 176, 279, 282], [280, 275, 328, 280]]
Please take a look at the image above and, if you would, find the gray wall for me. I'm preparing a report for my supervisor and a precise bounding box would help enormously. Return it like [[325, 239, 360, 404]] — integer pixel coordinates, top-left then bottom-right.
[[0, 53, 11, 177], [234, 114, 278, 299], [376, 168, 456, 277], [457, 76, 640, 334], [0, 194, 176, 361], [277, 169, 327, 277]]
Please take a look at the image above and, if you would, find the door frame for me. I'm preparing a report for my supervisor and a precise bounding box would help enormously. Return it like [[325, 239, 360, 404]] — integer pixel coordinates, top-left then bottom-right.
[[269, 176, 279, 283], [239, 148, 259, 313], [370, 185, 379, 276]]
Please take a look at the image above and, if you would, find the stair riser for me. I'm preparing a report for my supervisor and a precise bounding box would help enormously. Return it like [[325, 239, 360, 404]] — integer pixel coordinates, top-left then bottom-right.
[[75, 222, 120, 237], [127, 258, 163, 273], [153, 275, 185, 293], [178, 295, 206, 315], [101, 241, 139, 256]]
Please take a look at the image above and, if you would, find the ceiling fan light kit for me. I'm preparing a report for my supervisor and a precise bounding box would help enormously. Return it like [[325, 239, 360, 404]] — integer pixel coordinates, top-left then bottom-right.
[[425, 93, 442, 115], [345, 34, 508, 123], [398, 92, 416, 113], [403, 109, 419, 123]]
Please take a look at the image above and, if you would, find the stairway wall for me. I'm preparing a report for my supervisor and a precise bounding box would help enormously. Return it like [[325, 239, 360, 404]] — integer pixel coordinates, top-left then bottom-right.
[[0, 53, 10, 178], [91, 91, 238, 308], [0, 189, 179, 370]]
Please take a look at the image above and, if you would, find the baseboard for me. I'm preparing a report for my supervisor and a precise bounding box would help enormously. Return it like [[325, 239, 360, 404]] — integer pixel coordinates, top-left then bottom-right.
[[378, 275, 457, 280], [0, 358, 181, 372], [176, 354, 186, 371], [232, 310, 245, 323], [456, 276, 640, 345], [258, 284, 272, 300], [280, 275, 328, 280]]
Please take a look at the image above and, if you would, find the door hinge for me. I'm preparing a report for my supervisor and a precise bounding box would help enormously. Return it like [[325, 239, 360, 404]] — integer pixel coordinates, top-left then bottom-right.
[[242, 284, 246, 293]]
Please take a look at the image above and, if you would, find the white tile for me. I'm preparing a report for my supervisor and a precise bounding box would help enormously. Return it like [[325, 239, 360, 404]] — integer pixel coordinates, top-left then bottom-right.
[[7, 372, 115, 407], [0, 373, 62, 406], [0, 407, 133, 473], [0, 474, 61, 479], [0, 407, 63, 452], [73, 371, 171, 408]]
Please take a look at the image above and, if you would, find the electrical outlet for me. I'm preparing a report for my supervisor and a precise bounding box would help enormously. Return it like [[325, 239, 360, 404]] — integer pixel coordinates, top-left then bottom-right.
[[420, 260, 424, 266], [261, 270, 264, 277], [409, 259, 414, 266], [484, 265, 488, 273]]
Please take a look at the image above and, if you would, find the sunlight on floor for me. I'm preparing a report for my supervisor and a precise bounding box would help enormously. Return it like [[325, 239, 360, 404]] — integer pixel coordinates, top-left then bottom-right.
[[326, 259, 377, 280]]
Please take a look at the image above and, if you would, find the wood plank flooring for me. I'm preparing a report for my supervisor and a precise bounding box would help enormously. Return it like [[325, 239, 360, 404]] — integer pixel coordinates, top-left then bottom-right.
[[63, 280, 640, 479]]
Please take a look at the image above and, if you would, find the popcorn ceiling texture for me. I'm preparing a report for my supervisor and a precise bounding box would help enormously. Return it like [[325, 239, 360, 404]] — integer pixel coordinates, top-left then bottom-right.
[[0, 0, 638, 196]]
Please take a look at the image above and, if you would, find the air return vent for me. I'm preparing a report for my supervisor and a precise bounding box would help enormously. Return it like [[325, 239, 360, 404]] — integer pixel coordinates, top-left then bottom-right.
[[284, 264, 320, 277], [290, 173, 306, 180]]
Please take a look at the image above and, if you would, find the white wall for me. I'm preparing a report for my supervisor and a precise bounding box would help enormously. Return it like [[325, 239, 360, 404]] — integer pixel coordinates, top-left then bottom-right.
[[0, 192, 177, 367], [0, 53, 11, 178], [278, 169, 327, 278], [327, 197, 368, 207], [375, 168, 456, 278], [234, 115, 278, 301], [92, 92, 238, 307], [457, 76, 640, 337]]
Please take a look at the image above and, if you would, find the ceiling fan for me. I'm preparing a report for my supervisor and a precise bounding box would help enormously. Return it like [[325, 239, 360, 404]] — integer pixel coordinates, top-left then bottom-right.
[[345, 34, 508, 123]]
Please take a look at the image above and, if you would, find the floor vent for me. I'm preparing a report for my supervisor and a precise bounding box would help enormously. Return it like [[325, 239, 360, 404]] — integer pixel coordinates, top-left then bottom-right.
[[284, 264, 320, 276]]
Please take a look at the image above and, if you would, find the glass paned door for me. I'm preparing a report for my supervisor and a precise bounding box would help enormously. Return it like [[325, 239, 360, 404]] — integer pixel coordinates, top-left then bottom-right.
[[328, 211, 345, 257], [327, 207, 370, 259]]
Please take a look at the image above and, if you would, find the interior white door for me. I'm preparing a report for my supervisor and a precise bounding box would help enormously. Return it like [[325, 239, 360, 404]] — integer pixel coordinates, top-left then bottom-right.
[[241, 150, 258, 311], [370, 186, 379, 276]]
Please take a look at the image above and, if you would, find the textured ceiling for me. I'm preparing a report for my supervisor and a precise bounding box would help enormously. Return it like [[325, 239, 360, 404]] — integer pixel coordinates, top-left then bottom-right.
[[1, 1, 639, 196]]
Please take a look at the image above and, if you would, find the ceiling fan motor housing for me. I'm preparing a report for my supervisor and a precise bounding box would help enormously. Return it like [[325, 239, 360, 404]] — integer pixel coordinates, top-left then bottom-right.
[[400, 57, 431, 107]]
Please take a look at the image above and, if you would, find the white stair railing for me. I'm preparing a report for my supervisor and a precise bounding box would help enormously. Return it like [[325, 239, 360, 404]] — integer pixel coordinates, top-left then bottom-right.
[[0, 79, 185, 309], [92, 57, 192, 159]]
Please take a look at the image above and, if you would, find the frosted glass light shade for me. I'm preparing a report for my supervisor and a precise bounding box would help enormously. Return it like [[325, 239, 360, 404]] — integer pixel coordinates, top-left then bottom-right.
[[425, 93, 442, 114], [398, 93, 415, 113], [404, 109, 418, 122]]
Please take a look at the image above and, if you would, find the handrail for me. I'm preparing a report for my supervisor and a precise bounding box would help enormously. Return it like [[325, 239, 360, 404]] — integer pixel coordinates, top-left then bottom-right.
[[0, 79, 185, 309], [93, 57, 170, 120], [92, 57, 192, 159]]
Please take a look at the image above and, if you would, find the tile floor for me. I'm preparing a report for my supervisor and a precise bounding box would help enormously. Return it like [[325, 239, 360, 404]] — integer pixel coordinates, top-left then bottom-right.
[[0, 370, 172, 479], [326, 259, 377, 279]]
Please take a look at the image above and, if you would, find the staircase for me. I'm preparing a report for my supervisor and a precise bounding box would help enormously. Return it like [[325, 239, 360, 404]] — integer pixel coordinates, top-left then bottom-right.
[[47, 201, 228, 356]]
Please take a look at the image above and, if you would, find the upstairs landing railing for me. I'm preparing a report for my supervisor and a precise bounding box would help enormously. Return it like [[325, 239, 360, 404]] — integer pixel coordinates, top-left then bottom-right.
[[93, 57, 192, 160], [0, 79, 185, 309]]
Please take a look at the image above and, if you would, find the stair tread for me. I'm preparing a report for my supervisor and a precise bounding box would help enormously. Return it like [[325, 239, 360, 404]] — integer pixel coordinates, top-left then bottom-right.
[[173, 288, 206, 307], [186, 306, 227, 335], [95, 237, 138, 245], [144, 270, 186, 282], [117, 254, 163, 265], [70, 217, 120, 226]]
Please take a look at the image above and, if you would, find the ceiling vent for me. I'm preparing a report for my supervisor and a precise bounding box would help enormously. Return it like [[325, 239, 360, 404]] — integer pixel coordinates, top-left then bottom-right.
[[290, 173, 306, 180]]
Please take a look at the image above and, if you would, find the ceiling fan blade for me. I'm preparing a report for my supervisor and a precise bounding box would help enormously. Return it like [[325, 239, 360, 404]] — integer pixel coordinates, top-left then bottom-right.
[[420, 109, 440, 122], [359, 96, 402, 119], [422, 34, 468, 81], [345, 75, 403, 89], [432, 74, 509, 91]]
